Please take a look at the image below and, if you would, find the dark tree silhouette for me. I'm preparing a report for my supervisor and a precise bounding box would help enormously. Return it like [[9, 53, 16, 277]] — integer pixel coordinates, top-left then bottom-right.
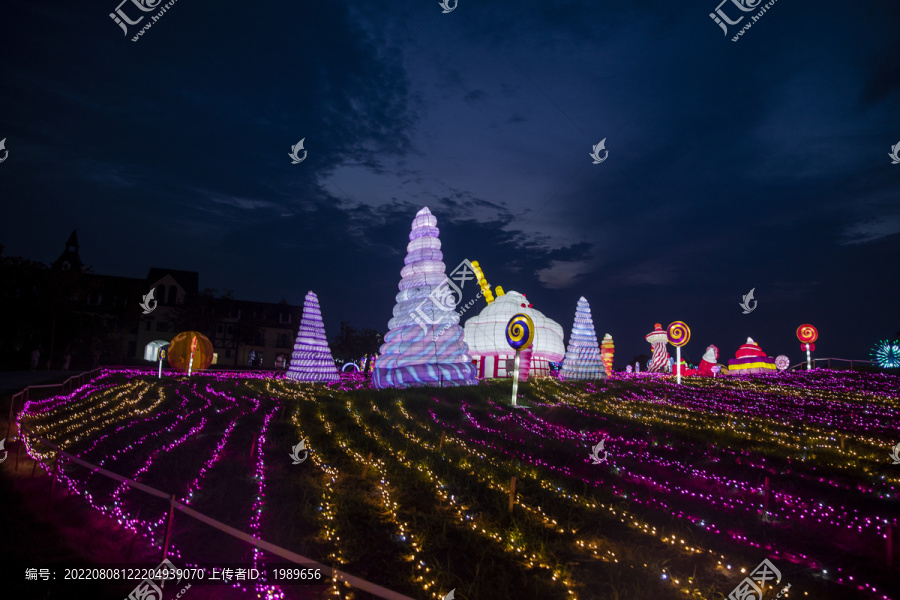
[[331, 322, 383, 372]]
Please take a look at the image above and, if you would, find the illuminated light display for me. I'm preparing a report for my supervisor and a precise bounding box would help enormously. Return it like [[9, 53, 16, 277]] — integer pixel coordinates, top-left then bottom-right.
[[505, 313, 535, 350], [372, 207, 477, 388], [645, 323, 670, 373], [871, 340, 900, 369], [143, 339, 170, 362], [666, 321, 690, 346], [600, 333, 614, 376], [797, 324, 818, 370], [465, 290, 564, 379], [699, 345, 719, 376], [667, 321, 691, 384], [725, 337, 777, 375], [470, 260, 494, 304], [797, 324, 819, 345], [15, 368, 900, 600], [285, 291, 341, 384], [167, 331, 213, 372], [775, 355, 791, 371], [506, 313, 534, 405], [560, 297, 606, 381]]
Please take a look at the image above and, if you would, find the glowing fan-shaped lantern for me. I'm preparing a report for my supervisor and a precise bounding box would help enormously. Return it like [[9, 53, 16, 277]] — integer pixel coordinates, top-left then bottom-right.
[[372, 207, 477, 389], [560, 297, 606, 380], [167, 331, 214, 372]]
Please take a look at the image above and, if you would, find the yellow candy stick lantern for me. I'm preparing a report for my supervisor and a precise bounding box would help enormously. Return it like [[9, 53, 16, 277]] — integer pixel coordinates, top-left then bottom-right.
[[471, 260, 495, 304]]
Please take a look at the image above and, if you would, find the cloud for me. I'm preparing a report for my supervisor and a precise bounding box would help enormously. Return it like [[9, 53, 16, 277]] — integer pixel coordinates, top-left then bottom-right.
[[841, 215, 900, 244], [536, 260, 594, 289], [205, 192, 278, 211]]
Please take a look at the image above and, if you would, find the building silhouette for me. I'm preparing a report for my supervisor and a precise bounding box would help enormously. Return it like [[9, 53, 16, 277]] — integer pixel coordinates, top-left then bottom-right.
[[0, 230, 301, 370]]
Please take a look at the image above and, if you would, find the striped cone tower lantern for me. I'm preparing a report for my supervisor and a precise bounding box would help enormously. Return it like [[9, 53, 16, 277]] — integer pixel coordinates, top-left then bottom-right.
[[286, 291, 341, 383], [561, 297, 606, 380], [600, 333, 614, 376]]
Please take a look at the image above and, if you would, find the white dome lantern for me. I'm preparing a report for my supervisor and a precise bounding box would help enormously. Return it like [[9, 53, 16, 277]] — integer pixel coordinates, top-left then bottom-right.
[[463, 291, 565, 379]]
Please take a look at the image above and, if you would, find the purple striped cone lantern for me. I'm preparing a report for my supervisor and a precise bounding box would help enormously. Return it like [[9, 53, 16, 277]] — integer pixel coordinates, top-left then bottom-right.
[[286, 291, 340, 383], [372, 207, 477, 389]]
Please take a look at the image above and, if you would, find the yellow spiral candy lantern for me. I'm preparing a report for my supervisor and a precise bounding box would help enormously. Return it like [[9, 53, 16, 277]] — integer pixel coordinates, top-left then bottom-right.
[[666, 321, 690, 385], [666, 321, 691, 347]]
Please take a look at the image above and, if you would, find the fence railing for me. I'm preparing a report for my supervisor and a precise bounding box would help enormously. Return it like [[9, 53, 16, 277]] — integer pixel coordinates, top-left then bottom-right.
[[5, 367, 105, 441], [9, 370, 419, 600], [788, 358, 875, 371]]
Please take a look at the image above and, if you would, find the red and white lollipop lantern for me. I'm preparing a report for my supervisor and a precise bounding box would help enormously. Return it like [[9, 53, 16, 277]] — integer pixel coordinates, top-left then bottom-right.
[[796, 324, 818, 370]]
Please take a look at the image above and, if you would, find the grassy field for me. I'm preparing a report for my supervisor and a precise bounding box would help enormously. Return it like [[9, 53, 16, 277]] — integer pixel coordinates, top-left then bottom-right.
[[10, 369, 899, 600]]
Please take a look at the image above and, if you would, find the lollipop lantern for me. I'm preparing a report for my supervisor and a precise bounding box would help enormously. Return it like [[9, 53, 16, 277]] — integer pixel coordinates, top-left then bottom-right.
[[667, 322, 691, 347], [796, 324, 818, 344], [775, 355, 790, 371], [157, 345, 169, 379], [506, 313, 535, 407], [796, 324, 818, 370], [188, 334, 198, 376], [168, 331, 213, 374], [667, 321, 691, 384], [506, 314, 535, 350]]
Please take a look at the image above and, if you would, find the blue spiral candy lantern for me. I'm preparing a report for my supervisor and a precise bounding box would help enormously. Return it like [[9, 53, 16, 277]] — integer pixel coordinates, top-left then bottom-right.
[[506, 313, 534, 407], [506, 313, 535, 350]]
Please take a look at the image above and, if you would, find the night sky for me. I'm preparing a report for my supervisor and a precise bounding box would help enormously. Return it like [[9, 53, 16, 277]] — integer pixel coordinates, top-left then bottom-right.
[[1, 0, 898, 367]]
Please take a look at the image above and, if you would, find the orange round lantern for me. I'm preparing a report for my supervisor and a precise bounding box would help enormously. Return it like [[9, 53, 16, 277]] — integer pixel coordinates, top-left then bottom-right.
[[167, 331, 214, 372]]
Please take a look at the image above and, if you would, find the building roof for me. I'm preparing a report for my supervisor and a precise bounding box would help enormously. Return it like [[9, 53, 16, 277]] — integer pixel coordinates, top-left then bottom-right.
[[52, 228, 84, 271], [146, 268, 199, 296]]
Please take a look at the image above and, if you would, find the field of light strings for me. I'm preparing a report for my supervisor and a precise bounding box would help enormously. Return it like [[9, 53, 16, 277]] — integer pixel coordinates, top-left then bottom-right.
[[16, 369, 900, 600]]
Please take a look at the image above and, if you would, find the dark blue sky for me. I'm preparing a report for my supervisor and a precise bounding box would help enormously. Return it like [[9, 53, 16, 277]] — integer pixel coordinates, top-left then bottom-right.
[[1, 0, 898, 365]]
